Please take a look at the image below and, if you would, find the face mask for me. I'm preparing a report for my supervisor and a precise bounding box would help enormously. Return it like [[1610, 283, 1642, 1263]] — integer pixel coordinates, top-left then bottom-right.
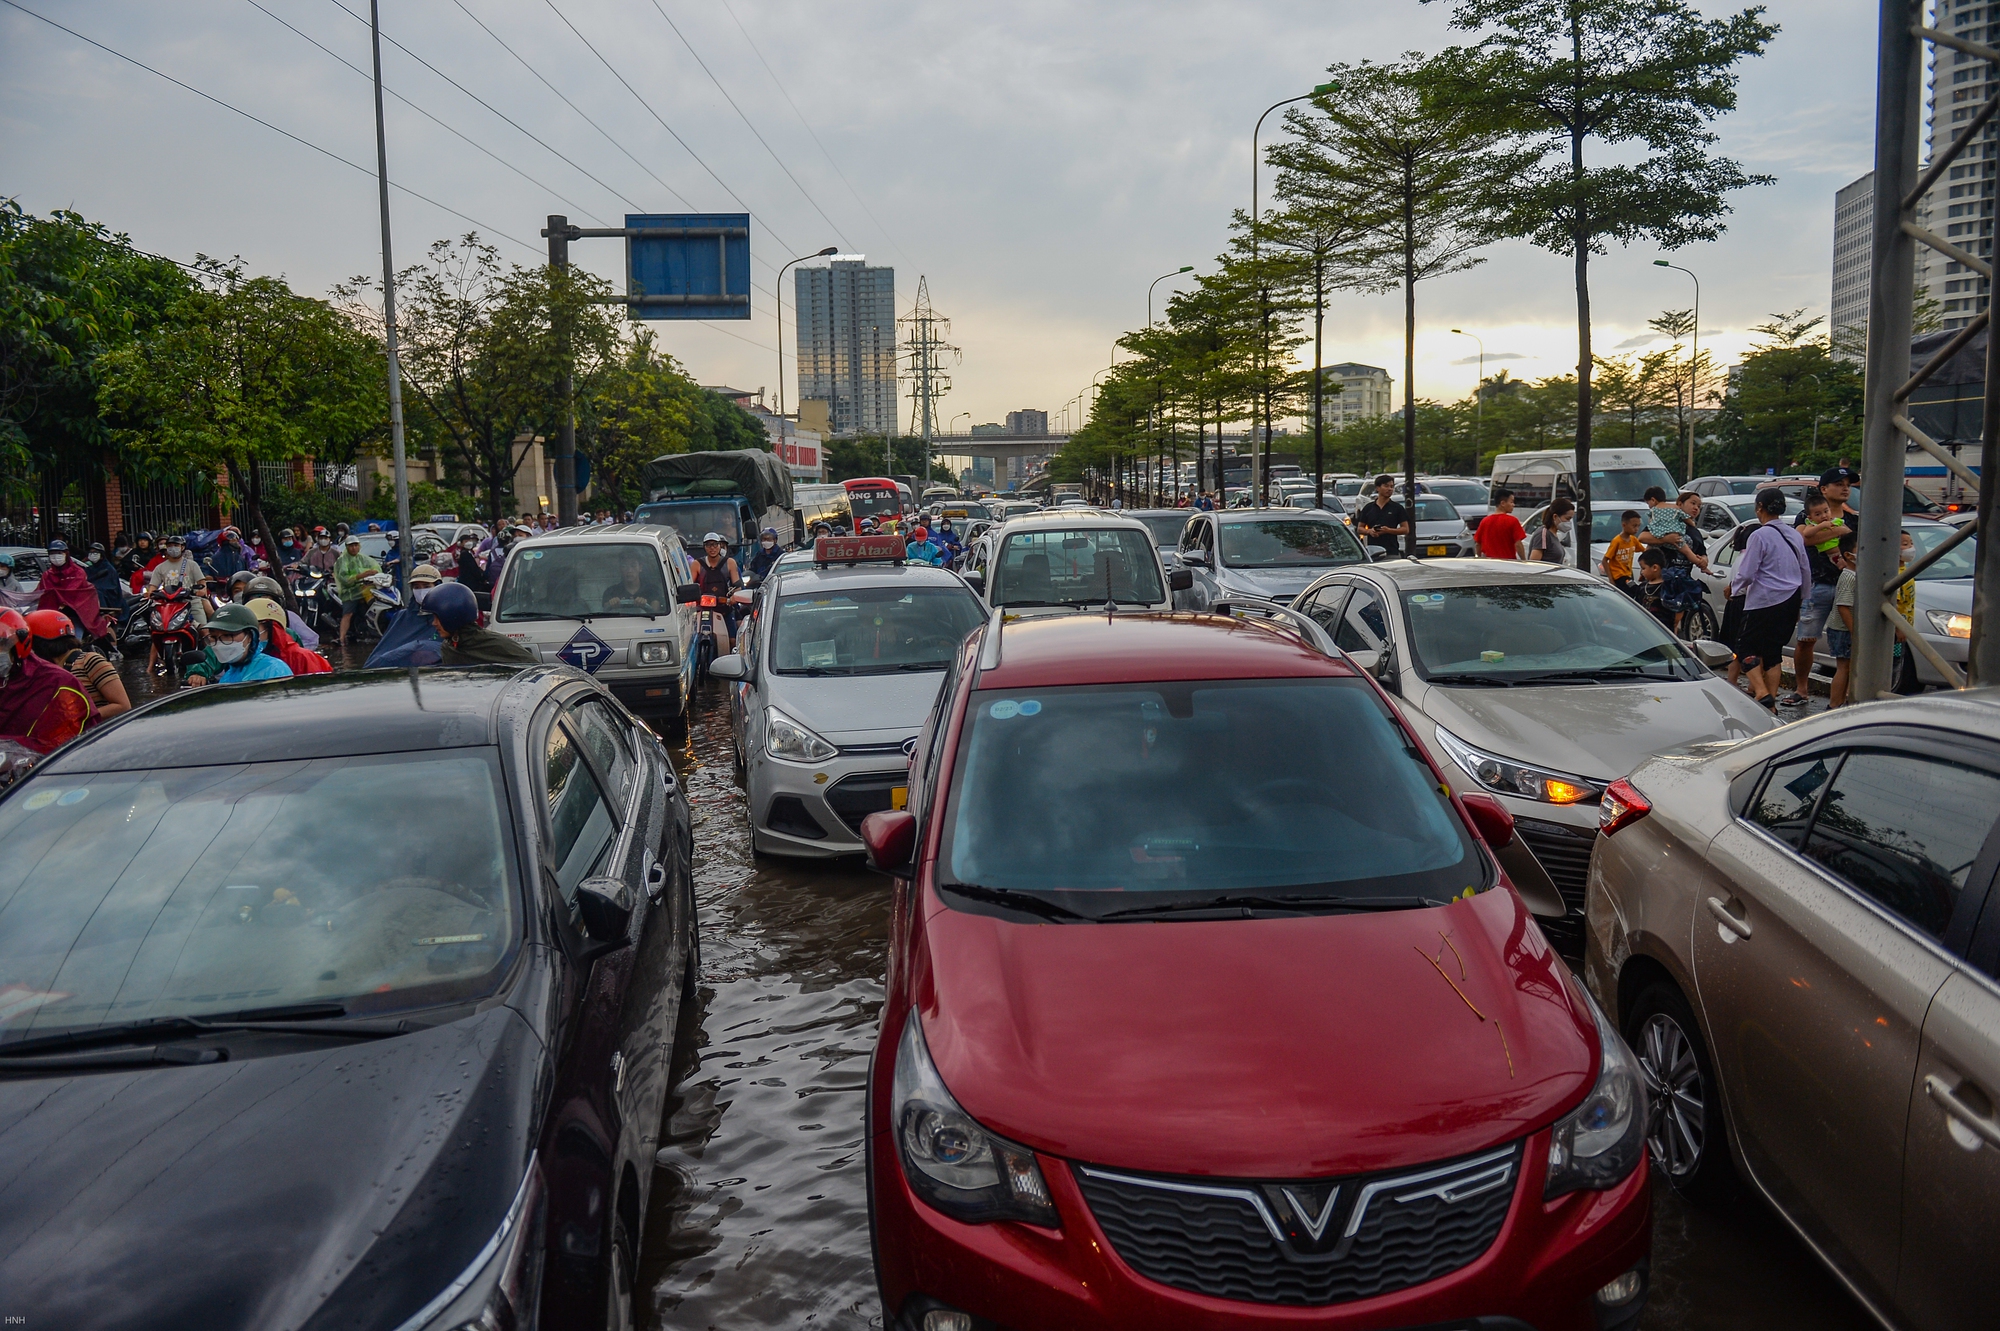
[[213, 639, 248, 665], [761, 539, 776, 549], [88, 552, 102, 564], [167, 548, 184, 559], [49, 554, 67, 567], [317, 538, 330, 547]]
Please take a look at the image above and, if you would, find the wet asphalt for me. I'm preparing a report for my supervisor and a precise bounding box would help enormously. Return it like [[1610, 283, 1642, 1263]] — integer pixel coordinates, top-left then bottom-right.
[[110, 649, 1871, 1331]]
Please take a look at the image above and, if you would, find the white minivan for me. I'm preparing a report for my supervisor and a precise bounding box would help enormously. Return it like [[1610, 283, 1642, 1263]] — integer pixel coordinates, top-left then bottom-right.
[[489, 523, 700, 725], [1489, 447, 1677, 514]]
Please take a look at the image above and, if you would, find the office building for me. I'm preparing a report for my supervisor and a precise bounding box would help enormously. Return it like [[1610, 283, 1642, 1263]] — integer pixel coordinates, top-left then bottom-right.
[[1832, 171, 1873, 350], [1005, 409, 1049, 434], [795, 259, 897, 436], [1324, 364, 1394, 429], [1925, 0, 1996, 330]]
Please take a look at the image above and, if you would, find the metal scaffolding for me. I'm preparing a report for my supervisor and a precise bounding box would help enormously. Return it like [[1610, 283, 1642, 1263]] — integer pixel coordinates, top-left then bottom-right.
[[1861, 1, 2000, 696]]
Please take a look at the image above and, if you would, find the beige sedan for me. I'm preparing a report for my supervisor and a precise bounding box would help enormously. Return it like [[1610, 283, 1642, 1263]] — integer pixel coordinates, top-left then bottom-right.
[[1585, 690, 2000, 1330]]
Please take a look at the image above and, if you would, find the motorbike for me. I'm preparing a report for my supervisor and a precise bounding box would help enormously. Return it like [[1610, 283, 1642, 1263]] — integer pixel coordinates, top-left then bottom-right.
[[146, 586, 203, 681], [291, 566, 342, 636], [357, 572, 404, 641]]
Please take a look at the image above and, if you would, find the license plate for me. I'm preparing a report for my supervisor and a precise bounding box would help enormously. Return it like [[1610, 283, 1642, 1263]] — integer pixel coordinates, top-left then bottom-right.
[[890, 786, 909, 811], [1426, 544, 1451, 557]]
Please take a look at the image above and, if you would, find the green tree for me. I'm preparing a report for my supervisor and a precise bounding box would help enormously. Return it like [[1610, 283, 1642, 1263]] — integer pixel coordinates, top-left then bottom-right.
[[1426, 0, 1776, 566], [1288, 57, 1530, 545], [98, 260, 384, 562], [1705, 310, 1862, 477], [579, 328, 695, 510]]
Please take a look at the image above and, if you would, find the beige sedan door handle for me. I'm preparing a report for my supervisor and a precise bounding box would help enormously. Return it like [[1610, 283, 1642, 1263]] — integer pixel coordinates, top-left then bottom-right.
[[1705, 896, 1753, 941], [1925, 1074, 2000, 1151]]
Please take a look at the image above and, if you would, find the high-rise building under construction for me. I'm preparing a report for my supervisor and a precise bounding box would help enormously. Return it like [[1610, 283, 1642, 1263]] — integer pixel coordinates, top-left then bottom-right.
[[795, 259, 897, 436]]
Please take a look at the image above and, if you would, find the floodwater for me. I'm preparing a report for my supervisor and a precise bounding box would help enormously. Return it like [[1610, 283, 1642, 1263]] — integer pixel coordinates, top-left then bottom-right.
[[107, 651, 1869, 1331]]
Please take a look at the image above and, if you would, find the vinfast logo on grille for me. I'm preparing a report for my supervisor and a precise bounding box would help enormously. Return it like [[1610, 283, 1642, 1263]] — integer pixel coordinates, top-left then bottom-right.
[[1267, 1183, 1342, 1247], [558, 625, 614, 673]]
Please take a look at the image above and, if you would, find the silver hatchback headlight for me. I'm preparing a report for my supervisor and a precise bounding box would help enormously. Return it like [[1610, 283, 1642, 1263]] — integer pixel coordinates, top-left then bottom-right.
[[765, 708, 837, 763]]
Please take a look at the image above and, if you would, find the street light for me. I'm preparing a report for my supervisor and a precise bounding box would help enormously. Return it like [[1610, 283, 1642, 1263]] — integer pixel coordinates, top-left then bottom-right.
[[775, 246, 840, 418], [1806, 372, 1823, 453], [1150, 266, 1194, 329], [1653, 259, 1700, 481], [1451, 329, 1484, 467], [1252, 82, 1337, 503]]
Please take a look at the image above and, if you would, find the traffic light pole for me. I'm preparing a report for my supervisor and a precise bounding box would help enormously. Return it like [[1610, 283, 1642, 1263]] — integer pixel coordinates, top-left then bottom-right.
[[543, 215, 581, 528]]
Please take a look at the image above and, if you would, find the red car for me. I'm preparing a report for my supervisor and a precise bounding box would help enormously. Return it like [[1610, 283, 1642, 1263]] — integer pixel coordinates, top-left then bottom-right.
[[861, 610, 1652, 1331]]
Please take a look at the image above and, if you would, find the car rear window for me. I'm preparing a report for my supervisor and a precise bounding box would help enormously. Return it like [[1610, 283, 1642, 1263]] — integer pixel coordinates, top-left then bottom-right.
[[938, 679, 1481, 907], [770, 585, 984, 675], [1217, 519, 1366, 569], [991, 528, 1165, 607]]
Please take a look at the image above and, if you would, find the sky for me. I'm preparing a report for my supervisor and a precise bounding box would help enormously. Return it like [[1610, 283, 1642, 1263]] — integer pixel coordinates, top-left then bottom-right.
[[2, 0, 1877, 436]]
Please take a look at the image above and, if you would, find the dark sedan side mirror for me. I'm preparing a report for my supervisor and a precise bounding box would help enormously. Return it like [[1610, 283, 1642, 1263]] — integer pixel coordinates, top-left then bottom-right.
[[861, 810, 917, 875], [573, 876, 635, 961], [675, 584, 702, 604], [1168, 567, 1194, 592], [1458, 793, 1516, 849]]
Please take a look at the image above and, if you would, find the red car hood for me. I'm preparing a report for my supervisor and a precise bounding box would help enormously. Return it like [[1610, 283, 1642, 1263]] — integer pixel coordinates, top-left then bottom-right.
[[917, 886, 1594, 1179]]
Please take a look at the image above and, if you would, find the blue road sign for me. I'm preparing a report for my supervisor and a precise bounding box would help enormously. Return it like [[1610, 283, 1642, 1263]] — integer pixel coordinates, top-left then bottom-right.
[[626, 213, 751, 320], [574, 452, 591, 493], [557, 624, 615, 673]]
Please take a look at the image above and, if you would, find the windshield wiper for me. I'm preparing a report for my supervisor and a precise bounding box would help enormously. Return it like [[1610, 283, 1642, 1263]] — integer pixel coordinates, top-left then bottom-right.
[[503, 611, 593, 623], [1423, 673, 1518, 687], [1097, 893, 1444, 921], [937, 883, 1095, 922], [1511, 667, 1665, 684], [0, 1004, 413, 1059]]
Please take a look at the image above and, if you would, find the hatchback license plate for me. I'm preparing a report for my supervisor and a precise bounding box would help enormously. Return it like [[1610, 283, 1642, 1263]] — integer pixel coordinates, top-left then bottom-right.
[[1426, 544, 1450, 556], [891, 786, 909, 811]]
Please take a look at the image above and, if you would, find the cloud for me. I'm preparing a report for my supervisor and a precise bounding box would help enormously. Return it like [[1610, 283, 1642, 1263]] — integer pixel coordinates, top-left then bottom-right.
[[1612, 333, 1665, 350], [1450, 352, 1533, 365]]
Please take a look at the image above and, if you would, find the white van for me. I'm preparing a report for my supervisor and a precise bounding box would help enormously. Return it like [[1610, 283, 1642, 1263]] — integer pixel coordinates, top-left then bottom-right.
[[1490, 447, 1677, 513], [489, 523, 700, 725]]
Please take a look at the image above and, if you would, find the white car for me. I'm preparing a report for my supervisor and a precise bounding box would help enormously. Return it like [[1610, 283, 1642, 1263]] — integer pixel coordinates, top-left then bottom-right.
[[960, 512, 1186, 617], [711, 547, 985, 857], [1172, 508, 1372, 609], [488, 524, 700, 725], [1292, 558, 1772, 958], [1406, 493, 1474, 557]]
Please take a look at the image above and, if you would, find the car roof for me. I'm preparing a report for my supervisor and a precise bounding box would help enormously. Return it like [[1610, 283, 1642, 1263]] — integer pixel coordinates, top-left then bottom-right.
[[1724, 687, 2000, 767], [1350, 557, 1597, 589], [33, 666, 559, 773], [977, 612, 1358, 690], [771, 561, 970, 592], [515, 522, 686, 551], [998, 511, 1143, 530], [1211, 507, 1345, 521]]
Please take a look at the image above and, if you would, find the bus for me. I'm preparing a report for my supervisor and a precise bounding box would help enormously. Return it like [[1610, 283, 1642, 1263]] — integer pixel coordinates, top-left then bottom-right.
[[843, 477, 907, 530]]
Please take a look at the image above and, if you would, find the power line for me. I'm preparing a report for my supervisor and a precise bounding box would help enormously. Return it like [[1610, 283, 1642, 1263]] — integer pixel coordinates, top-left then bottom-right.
[[327, 0, 651, 216], [249, 0, 612, 226], [718, 0, 911, 266], [646, 0, 852, 250], [0, 0, 539, 253], [539, 0, 798, 258]]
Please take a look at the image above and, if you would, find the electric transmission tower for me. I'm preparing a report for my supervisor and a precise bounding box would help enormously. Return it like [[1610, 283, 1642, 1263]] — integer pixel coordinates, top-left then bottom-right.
[[899, 276, 960, 484]]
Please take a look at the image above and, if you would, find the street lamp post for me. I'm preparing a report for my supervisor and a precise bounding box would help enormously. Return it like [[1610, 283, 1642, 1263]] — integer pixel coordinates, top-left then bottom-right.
[[1654, 260, 1701, 481], [1150, 265, 1194, 329], [1451, 329, 1484, 473], [775, 247, 840, 419], [1253, 83, 1338, 504], [1806, 372, 1823, 454]]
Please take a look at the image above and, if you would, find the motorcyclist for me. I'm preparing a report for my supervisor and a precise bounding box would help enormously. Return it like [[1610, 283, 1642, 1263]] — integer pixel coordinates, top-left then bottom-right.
[[903, 526, 946, 568], [333, 534, 382, 646], [25, 608, 129, 724], [277, 527, 305, 566], [747, 526, 783, 581], [145, 536, 208, 620], [303, 529, 339, 575], [427, 582, 535, 666], [186, 602, 293, 686], [246, 597, 331, 675], [37, 539, 114, 652], [227, 569, 258, 603], [0, 554, 28, 613], [450, 533, 493, 604], [932, 517, 963, 563], [206, 526, 248, 579], [0, 607, 91, 754], [694, 532, 741, 655]]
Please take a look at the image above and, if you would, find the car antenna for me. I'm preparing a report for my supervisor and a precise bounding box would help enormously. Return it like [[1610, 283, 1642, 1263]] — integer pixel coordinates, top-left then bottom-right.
[[1104, 557, 1115, 621]]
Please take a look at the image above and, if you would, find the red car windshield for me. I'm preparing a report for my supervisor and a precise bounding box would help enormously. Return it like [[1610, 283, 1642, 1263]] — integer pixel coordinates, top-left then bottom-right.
[[937, 678, 1483, 910]]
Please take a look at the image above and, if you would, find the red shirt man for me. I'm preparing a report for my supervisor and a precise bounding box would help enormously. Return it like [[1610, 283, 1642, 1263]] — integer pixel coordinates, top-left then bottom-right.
[[1474, 487, 1529, 560]]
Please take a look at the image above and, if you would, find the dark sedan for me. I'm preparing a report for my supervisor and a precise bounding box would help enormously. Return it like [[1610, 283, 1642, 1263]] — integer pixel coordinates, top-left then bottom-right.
[[0, 665, 696, 1331]]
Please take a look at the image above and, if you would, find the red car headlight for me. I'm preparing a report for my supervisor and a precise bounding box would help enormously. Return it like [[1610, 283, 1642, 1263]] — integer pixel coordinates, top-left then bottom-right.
[[892, 1014, 1057, 1228]]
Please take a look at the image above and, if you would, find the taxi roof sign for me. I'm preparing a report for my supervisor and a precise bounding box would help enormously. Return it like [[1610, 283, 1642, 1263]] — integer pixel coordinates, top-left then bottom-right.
[[814, 534, 904, 565]]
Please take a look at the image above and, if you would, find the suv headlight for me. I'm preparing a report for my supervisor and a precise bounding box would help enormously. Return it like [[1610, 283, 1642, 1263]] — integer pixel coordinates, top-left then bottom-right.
[[892, 1014, 1058, 1227], [765, 708, 837, 763], [638, 639, 675, 666], [1926, 609, 1972, 639], [1546, 986, 1647, 1198], [1436, 726, 1602, 805]]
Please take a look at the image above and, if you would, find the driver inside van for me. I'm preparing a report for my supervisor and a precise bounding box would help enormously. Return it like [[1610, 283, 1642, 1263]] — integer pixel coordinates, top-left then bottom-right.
[[602, 553, 664, 614]]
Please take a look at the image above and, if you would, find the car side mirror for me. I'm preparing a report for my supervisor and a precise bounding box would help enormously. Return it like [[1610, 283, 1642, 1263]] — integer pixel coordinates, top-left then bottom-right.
[[1458, 792, 1515, 849], [961, 571, 985, 595], [675, 584, 702, 604], [1367, 546, 1389, 561], [573, 875, 634, 961], [1168, 567, 1194, 592], [1692, 638, 1734, 669], [1180, 548, 1210, 568], [1347, 648, 1395, 686], [861, 810, 917, 875], [709, 653, 746, 681]]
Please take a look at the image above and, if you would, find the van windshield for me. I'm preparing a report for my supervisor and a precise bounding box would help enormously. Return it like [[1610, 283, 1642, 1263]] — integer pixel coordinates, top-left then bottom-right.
[[0, 751, 520, 1042], [635, 501, 742, 551], [939, 679, 1481, 908], [1587, 467, 1677, 503], [497, 543, 671, 620]]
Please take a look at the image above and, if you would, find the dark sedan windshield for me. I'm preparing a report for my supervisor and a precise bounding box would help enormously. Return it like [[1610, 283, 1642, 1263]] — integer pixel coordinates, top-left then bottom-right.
[[770, 584, 983, 674], [1401, 583, 1696, 681], [1217, 519, 1366, 568], [939, 679, 1481, 907], [0, 750, 520, 1043]]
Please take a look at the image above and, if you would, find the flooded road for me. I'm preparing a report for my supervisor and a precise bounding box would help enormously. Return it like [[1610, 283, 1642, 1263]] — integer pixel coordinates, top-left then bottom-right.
[[104, 652, 1871, 1331]]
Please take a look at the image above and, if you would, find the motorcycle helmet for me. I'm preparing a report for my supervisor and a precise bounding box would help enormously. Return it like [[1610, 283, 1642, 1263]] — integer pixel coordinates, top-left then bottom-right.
[[228, 570, 256, 601], [312, 525, 328, 537], [246, 597, 287, 628], [427, 581, 478, 631], [0, 607, 30, 671], [24, 609, 74, 660], [208, 602, 261, 636], [247, 574, 287, 602], [280, 529, 295, 541], [47, 538, 67, 552], [137, 531, 155, 545], [409, 563, 442, 589]]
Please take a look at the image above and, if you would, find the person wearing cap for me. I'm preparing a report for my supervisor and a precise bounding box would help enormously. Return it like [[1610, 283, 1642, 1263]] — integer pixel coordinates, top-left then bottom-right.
[[748, 526, 784, 581], [207, 526, 248, 579], [277, 527, 304, 566], [693, 532, 741, 655], [331, 533, 383, 646], [83, 540, 124, 607], [143, 534, 210, 652], [0, 608, 91, 753], [451, 532, 494, 606], [24, 608, 129, 725], [187, 602, 294, 686], [932, 517, 963, 563], [904, 526, 946, 567], [246, 597, 330, 675], [36, 539, 114, 650]]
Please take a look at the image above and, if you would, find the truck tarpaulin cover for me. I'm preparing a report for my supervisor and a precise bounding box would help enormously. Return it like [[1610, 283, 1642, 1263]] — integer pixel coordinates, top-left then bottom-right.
[[643, 450, 794, 514]]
